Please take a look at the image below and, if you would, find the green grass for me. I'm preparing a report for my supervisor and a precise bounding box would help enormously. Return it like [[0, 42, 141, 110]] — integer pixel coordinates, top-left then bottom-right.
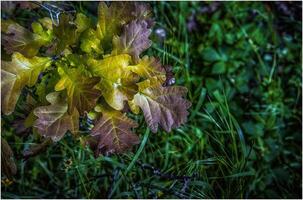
[[1, 1, 302, 199]]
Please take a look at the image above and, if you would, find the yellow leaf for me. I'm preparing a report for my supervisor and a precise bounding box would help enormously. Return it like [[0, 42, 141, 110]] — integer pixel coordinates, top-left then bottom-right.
[[55, 68, 101, 114], [127, 56, 165, 78], [1, 53, 51, 114], [87, 54, 138, 110]]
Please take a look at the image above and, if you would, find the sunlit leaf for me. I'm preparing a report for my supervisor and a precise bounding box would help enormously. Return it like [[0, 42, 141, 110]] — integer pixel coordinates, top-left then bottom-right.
[[87, 54, 138, 110], [127, 55, 165, 78], [1, 52, 52, 115], [91, 104, 139, 155], [33, 92, 79, 141], [75, 13, 92, 34], [80, 28, 103, 54], [55, 67, 101, 114]]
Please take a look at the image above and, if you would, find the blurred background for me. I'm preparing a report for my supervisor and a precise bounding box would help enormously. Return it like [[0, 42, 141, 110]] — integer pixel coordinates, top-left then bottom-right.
[[1, 1, 302, 198]]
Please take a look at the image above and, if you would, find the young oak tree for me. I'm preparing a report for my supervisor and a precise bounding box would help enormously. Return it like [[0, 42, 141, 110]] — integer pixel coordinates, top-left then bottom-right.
[[1, 2, 191, 156]]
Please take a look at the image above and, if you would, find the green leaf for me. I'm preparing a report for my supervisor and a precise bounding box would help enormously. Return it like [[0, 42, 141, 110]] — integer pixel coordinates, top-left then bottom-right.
[[209, 23, 223, 45], [1, 53, 52, 115], [212, 61, 226, 74], [202, 47, 221, 62], [243, 121, 264, 137]]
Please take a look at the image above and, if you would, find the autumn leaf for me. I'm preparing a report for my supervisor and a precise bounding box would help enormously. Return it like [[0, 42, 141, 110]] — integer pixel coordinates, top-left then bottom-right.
[[1, 19, 15, 32], [112, 20, 152, 62], [33, 92, 79, 142], [80, 28, 103, 54], [137, 75, 166, 90], [1, 52, 52, 115], [53, 14, 77, 54], [95, 2, 155, 53], [96, 2, 134, 47], [133, 80, 191, 133], [1, 2, 192, 158], [12, 95, 38, 136], [87, 54, 138, 110], [38, 17, 53, 30], [91, 104, 139, 155], [87, 54, 132, 77], [55, 67, 101, 114], [127, 55, 165, 78], [2, 22, 51, 57], [128, 74, 166, 114], [131, 2, 155, 28], [1, 138, 17, 178], [75, 13, 92, 34]]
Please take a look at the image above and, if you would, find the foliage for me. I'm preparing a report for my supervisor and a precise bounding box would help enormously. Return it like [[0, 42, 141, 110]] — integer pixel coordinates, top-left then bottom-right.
[[1, 1, 191, 159], [1, 1, 302, 199]]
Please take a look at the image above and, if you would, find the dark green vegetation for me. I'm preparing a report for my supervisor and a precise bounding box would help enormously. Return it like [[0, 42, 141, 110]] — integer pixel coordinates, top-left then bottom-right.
[[1, 1, 302, 199]]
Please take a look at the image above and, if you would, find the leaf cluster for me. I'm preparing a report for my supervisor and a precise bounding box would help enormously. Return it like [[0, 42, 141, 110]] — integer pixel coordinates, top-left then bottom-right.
[[1, 2, 191, 158]]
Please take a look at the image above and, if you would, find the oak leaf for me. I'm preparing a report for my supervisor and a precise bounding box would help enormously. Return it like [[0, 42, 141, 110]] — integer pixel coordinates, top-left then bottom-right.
[[33, 92, 79, 141], [75, 13, 92, 34], [55, 67, 101, 115], [96, 2, 134, 47], [91, 104, 139, 155], [133, 81, 191, 133], [131, 2, 155, 28], [80, 28, 103, 54], [2, 22, 51, 57], [1, 52, 52, 114], [127, 55, 165, 78], [96, 1, 154, 44], [112, 20, 152, 62], [53, 14, 77, 54], [87, 54, 138, 110]]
